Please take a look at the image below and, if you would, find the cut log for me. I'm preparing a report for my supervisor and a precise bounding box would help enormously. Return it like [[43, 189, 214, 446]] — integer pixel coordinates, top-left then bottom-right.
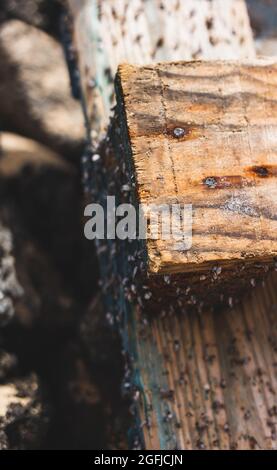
[[67, 0, 277, 449], [108, 59, 277, 310], [117, 60, 277, 277]]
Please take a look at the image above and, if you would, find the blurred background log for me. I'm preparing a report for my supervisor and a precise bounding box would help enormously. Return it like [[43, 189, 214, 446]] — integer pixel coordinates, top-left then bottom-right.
[[0, 1, 115, 449], [0, 0, 63, 39], [0, 20, 85, 164]]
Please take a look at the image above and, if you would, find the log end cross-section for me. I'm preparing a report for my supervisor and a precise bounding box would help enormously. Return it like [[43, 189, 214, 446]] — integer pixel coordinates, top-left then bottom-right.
[[112, 60, 277, 309]]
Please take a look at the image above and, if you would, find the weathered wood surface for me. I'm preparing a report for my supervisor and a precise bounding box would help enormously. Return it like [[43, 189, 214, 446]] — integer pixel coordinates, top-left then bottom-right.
[[110, 59, 277, 312], [117, 60, 277, 275], [67, 0, 277, 449], [131, 273, 277, 450]]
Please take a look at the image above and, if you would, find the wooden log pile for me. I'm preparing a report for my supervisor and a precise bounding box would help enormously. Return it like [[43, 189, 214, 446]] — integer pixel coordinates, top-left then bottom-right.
[[1, 0, 276, 453], [68, 0, 277, 450]]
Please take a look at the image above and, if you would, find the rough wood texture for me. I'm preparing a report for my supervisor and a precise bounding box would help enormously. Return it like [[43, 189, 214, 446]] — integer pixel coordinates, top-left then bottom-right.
[[67, 0, 277, 449], [117, 60, 277, 275], [107, 59, 277, 313], [133, 274, 277, 450]]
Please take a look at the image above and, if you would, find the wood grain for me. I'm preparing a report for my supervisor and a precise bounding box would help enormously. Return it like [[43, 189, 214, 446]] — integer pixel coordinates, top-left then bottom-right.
[[133, 273, 277, 449], [116, 60, 277, 275]]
